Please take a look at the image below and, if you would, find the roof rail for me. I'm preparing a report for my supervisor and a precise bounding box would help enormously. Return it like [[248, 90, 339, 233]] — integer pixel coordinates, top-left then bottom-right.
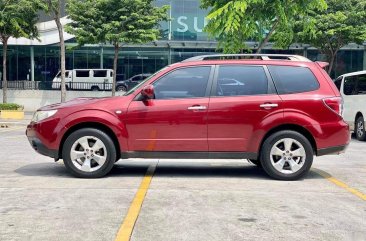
[[182, 54, 312, 62]]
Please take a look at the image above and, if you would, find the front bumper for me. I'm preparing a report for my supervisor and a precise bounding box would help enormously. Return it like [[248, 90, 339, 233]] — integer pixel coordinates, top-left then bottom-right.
[[27, 136, 58, 159]]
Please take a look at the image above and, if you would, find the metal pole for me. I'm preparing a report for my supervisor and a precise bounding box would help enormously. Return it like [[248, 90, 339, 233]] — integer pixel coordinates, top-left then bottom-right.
[[363, 46, 366, 70], [30, 46, 34, 81], [100, 46, 104, 69]]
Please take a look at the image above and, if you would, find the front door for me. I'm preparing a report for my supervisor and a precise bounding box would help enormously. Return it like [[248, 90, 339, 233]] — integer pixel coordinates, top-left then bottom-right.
[[126, 66, 213, 152]]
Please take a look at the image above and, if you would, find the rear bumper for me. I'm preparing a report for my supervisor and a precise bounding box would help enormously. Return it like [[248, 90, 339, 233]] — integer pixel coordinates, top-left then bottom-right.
[[317, 144, 348, 156]]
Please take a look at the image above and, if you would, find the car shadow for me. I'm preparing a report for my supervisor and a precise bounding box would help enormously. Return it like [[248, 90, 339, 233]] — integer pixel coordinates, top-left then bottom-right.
[[14, 161, 325, 181]]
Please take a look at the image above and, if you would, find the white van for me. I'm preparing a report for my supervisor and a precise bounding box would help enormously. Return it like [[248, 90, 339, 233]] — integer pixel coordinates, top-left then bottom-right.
[[334, 70, 366, 141], [52, 69, 114, 91]]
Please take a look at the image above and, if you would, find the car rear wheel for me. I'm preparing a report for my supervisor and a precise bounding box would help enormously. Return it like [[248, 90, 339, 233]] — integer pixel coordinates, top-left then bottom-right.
[[62, 128, 116, 178], [117, 85, 127, 92], [261, 130, 313, 181], [355, 116, 366, 141]]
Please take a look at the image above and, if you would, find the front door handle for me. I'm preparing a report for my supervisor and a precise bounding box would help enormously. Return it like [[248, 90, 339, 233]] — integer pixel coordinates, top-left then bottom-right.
[[260, 103, 279, 109], [188, 106, 207, 111]]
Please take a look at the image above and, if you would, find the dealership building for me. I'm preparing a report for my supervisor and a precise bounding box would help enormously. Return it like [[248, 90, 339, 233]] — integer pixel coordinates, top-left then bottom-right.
[[1, 0, 365, 83]]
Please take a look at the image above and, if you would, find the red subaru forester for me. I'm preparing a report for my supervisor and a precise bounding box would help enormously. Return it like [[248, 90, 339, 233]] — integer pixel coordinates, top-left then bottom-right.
[[26, 54, 350, 180]]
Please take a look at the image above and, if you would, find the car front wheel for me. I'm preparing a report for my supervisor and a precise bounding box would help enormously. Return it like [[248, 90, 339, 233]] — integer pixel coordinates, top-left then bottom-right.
[[62, 128, 116, 178], [355, 116, 366, 141], [260, 130, 313, 181]]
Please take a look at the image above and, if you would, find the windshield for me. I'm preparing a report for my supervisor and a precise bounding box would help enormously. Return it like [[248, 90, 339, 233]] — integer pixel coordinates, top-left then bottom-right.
[[124, 66, 170, 96]]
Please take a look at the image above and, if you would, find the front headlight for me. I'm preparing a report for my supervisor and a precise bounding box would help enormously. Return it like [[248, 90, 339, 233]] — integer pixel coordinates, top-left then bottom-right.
[[31, 110, 58, 123]]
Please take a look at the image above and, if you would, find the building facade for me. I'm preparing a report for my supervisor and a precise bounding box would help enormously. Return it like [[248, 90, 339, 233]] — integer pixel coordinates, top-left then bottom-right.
[[0, 0, 365, 83]]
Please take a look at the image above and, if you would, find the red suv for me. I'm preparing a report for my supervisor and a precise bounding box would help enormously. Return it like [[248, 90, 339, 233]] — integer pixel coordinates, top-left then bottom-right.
[[26, 54, 350, 180]]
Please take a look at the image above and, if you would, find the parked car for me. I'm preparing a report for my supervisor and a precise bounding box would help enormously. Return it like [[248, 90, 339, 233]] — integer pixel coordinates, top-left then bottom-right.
[[27, 54, 350, 180], [334, 71, 366, 141], [52, 69, 114, 91], [116, 74, 151, 92]]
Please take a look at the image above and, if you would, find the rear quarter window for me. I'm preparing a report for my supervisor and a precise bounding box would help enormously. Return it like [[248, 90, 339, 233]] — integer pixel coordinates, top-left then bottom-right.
[[268, 66, 320, 94]]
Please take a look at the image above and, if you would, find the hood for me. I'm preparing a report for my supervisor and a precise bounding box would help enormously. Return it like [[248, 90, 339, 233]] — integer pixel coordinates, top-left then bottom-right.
[[39, 97, 112, 111]]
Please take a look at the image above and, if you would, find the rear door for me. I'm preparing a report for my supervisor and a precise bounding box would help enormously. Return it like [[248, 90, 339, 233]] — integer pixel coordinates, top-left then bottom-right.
[[208, 65, 282, 152]]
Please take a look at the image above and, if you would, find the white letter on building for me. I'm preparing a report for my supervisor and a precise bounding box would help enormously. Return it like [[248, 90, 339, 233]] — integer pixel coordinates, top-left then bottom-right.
[[177, 16, 188, 32]]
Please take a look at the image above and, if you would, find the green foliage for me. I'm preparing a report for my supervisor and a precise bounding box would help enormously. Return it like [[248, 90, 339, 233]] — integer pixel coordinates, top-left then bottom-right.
[[66, 0, 169, 47], [0, 103, 23, 110], [296, 0, 366, 73], [201, 0, 327, 53], [0, 0, 41, 41]]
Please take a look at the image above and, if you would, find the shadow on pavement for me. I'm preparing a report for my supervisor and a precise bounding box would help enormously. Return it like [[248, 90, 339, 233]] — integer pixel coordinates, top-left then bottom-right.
[[14, 161, 325, 181], [14, 163, 72, 177]]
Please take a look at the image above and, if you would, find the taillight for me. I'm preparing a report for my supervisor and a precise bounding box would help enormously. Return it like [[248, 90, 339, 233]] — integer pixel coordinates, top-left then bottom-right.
[[323, 97, 343, 116]]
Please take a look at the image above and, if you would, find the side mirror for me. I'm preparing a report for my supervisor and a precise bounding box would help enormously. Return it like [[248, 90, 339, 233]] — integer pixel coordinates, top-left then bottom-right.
[[141, 85, 155, 99]]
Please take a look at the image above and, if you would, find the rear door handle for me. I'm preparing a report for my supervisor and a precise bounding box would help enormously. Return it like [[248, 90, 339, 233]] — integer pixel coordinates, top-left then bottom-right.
[[188, 106, 207, 111], [260, 103, 279, 109]]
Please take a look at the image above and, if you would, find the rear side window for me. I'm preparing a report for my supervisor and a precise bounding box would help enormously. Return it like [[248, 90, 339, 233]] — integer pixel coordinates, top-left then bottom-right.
[[76, 70, 90, 78], [94, 70, 107, 77], [268, 66, 319, 94], [215, 66, 269, 96]]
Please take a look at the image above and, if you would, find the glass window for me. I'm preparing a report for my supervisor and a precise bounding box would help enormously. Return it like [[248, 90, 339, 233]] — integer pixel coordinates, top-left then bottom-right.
[[131, 75, 143, 82], [76, 70, 90, 77], [343, 76, 357, 95], [153, 66, 211, 99], [215, 66, 268, 96], [334, 77, 342, 91], [357, 74, 366, 94], [268, 66, 320, 94], [94, 70, 107, 77]]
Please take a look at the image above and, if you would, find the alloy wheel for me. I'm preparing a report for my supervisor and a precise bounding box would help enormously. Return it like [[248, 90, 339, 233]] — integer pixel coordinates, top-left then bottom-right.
[[269, 138, 306, 174], [70, 136, 107, 172]]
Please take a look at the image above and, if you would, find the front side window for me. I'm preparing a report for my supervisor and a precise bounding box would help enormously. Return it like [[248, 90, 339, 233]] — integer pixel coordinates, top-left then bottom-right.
[[357, 74, 366, 95], [153, 66, 211, 99], [343, 76, 357, 95], [268, 66, 319, 94], [215, 66, 268, 96], [94, 70, 107, 77]]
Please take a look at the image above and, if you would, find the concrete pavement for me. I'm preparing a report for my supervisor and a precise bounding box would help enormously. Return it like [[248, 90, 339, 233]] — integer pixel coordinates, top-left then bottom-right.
[[0, 127, 365, 241]]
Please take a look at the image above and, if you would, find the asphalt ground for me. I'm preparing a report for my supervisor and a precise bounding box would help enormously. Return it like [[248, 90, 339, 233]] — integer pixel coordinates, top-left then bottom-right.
[[0, 126, 365, 241]]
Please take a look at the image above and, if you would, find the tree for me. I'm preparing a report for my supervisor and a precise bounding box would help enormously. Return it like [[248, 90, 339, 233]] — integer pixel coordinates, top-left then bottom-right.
[[201, 0, 326, 54], [296, 0, 366, 74], [42, 0, 67, 102], [0, 0, 40, 103], [66, 0, 169, 96]]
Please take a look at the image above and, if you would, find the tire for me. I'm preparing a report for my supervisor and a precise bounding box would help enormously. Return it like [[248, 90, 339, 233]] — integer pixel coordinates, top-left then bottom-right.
[[62, 128, 117, 178], [248, 159, 262, 168], [91, 86, 100, 91], [355, 116, 366, 141], [260, 130, 313, 181], [116, 85, 127, 92]]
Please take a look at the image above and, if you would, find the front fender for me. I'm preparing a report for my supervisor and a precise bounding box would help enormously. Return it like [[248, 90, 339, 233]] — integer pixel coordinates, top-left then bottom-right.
[[57, 109, 128, 153]]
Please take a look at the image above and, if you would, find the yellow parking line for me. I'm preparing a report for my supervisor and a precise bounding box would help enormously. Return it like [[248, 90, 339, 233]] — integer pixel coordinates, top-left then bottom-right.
[[114, 164, 157, 241], [313, 168, 366, 201], [0, 126, 25, 133]]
